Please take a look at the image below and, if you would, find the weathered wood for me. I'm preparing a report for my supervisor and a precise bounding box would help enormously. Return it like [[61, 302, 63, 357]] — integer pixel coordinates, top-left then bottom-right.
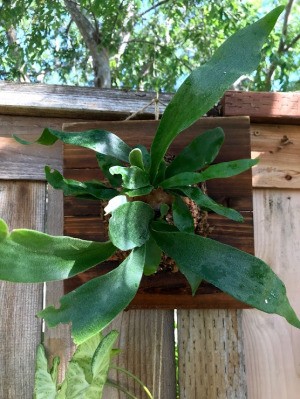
[[242, 189, 300, 399], [0, 181, 45, 399], [0, 137, 62, 179], [62, 118, 254, 308], [103, 310, 176, 399], [222, 91, 300, 124], [177, 309, 247, 399], [43, 179, 74, 378], [0, 82, 172, 119], [251, 124, 300, 189]]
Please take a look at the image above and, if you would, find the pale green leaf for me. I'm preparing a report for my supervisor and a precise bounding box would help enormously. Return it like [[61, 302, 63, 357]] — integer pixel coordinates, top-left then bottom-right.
[[34, 345, 58, 399], [39, 247, 146, 344], [150, 6, 284, 180], [143, 237, 162, 276], [198, 158, 259, 181], [109, 166, 150, 189], [172, 196, 194, 233], [109, 202, 154, 250], [45, 167, 117, 200], [151, 229, 300, 329], [14, 128, 132, 162], [129, 148, 144, 170], [179, 187, 243, 222], [165, 127, 225, 178], [0, 219, 116, 282]]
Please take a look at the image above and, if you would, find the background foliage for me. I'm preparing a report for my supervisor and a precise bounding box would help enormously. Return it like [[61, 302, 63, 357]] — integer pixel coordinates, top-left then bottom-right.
[[0, 0, 299, 91]]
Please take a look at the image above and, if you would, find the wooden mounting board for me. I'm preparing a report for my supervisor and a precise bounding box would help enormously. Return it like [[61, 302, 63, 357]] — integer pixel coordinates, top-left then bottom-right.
[[63, 117, 254, 309]]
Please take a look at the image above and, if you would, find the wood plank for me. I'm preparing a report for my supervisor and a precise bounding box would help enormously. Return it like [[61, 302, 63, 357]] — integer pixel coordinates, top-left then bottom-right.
[[0, 82, 172, 119], [177, 309, 247, 399], [103, 310, 176, 399], [62, 117, 254, 308], [222, 91, 300, 124], [243, 189, 300, 399], [251, 124, 300, 189], [0, 181, 45, 399], [43, 181, 74, 377], [0, 137, 61, 179]]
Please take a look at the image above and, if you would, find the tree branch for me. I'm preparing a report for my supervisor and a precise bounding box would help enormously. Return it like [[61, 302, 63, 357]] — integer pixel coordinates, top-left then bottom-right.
[[63, 0, 111, 87], [138, 0, 171, 18], [284, 32, 300, 51], [264, 0, 294, 90]]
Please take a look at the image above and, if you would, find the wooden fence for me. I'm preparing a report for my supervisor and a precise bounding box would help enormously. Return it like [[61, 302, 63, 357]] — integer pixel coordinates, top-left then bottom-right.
[[0, 83, 299, 398]]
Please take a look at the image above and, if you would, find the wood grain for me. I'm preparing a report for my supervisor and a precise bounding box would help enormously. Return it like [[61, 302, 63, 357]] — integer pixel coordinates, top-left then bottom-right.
[[0, 82, 172, 119], [0, 181, 45, 399], [242, 189, 300, 399], [62, 118, 254, 308], [103, 310, 176, 399], [222, 91, 300, 124], [251, 124, 300, 189], [177, 309, 247, 399]]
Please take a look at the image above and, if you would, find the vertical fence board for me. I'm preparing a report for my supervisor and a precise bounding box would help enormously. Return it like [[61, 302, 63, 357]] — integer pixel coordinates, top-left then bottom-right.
[[0, 181, 45, 398], [43, 184, 74, 378], [103, 310, 176, 399], [243, 189, 300, 399], [177, 309, 247, 399]]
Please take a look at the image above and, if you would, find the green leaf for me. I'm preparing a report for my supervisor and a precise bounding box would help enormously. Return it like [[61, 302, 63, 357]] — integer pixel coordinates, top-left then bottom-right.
[[149, 6, 284, 180], [129, 148, 145, 170], [61, 331, 119, 398], [160, 172, 202, 189], [172, 196, 194, 233], [165, 128, 225, 178], [123, 186, 153, 197], [143, 236, 162, 276], [14, 128, 132, 162], [0, 219, 116, 282], [109, 166, 150, 189], [109, 202, 154, 250], [179, 186, 243, 222], [199, 159, 259, 181], [92, 330, 119, 380], [135, 145, 151, 171], [96, 153, 123, 187], [34, 345, 58, 399], [45, 167, 118, 200], [39, 247, 145, 344], [151, 229, 300, 329]]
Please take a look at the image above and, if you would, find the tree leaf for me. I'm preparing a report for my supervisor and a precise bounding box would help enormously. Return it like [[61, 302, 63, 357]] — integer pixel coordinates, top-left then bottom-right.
[[109, 202, 154, 250], [129, 148, 145, 170], [172, 196, 194, 233], [165, 127, 225, 178], [14, 128, 132, 162], [151, 229, 300, 328], [179, 186, 243, 222], [0, 218, 116, 282], [198, 158, 259, 181], [149, 6, 284, 180], [34, 345, 58, 399], [109, 166, 150, 189], [160, 172, 203, 189], [143, 236, 162, 276], [45, 166, 118, 200], [39, 247, 146, 344]]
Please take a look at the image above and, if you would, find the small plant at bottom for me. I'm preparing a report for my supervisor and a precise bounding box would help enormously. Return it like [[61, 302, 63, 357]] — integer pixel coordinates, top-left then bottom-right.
[[34, 331, 153, 399]]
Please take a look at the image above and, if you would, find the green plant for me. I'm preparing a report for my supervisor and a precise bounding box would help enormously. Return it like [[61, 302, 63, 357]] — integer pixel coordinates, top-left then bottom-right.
[[34, 330, 153, 399], [1, 6, 299, 348]]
